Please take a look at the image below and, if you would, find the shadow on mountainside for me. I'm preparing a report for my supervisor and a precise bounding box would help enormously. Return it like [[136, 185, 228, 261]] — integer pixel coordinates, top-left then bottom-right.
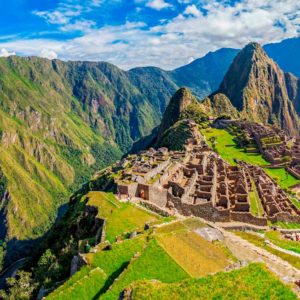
[[0, 203, 70, 289]]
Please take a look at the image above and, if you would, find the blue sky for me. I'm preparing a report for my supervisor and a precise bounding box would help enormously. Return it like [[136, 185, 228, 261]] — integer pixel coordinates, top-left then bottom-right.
[[0, 0, 299, 69]]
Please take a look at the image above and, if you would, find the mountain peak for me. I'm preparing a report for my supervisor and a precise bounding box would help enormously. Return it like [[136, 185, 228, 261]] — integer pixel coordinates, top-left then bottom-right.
[[216, 41, 300, 136], [156, 87, 195, 140]]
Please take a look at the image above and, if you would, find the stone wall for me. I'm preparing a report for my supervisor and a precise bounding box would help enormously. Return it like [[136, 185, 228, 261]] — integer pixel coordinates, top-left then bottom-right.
[[144, 159, 170, 182], [149, 186, 168, 208], [139, 200, 171, 217], [167, 192, 230, 222], [287, 167, 300, 180], [230, 212, 267, 226], [269, 212, 300, 223]]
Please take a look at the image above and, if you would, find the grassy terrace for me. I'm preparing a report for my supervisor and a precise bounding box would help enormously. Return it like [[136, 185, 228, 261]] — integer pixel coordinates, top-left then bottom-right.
[[265, 231, 300, 255], [265, 168, 300, 190], [101, 238, 189, 300], [234, 231, 300, 269], [130, 263, 297, 300], [202, 128, 269, 166], [84, 191, 161, 242], [249, 180, 265, 217], [155, 221, 232, 277]]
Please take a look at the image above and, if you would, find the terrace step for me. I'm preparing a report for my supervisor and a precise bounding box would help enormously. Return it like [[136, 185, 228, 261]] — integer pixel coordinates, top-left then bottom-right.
[[46, 267, 107, 300]]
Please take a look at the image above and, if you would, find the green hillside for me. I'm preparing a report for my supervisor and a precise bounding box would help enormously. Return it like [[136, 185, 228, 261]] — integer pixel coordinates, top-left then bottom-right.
[[0, 55, 176, 266], [130, 263, 296, 300]]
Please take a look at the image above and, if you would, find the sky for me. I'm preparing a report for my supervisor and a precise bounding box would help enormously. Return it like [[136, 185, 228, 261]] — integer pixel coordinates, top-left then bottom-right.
[[0, 0, 299, 70]]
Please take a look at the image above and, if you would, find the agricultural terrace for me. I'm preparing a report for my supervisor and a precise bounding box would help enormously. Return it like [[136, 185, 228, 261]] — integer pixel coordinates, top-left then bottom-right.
[[129, 263, 297, 300], [155, 220, 233, 277], [84, 191, 162, 242], [265, 231, 300, 255], [202, 128, 269, 166]]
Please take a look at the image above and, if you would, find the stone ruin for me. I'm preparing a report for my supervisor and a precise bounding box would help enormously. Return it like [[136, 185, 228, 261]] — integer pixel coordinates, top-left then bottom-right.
[[113, 124, 300, 226]]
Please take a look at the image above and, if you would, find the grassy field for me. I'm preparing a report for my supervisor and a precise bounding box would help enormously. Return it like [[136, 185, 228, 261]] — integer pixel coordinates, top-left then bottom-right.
[[265, 168, 300, 189], [201, 128, 269, 166], [156, 230, 231, 277], [130, 263, 297, 300], [234, 231, 300, 269], [101, 238, 189, 300], [265, 231, 300, 255], [85, 191, 161, 242]]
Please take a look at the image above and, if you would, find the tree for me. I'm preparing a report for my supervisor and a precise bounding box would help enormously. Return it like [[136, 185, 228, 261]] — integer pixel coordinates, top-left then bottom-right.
[[0, 271, 35, 300], [35, 249, 62, 287]]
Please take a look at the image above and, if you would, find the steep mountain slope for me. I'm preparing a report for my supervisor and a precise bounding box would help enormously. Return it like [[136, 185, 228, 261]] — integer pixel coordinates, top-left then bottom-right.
[[170, 48, 239, 99], [210, 43, 300, 136], [0, 56, 173, 265], [155, 87, 208, 150]]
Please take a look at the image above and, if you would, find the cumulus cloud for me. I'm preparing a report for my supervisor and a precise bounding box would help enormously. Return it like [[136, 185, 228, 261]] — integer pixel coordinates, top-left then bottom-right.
[[183, 5, 201, 17], [0, 48, 16, 57], [146, 0, 172, 10], [3, 0, 300, 69], [40, 49, 58, 60]]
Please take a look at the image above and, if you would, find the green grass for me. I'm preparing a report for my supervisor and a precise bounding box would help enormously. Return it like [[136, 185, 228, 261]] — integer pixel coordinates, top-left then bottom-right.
[[48, 235, 147, 299], [290, 198, 300, 210], [130, 263, 297, 300], [249, 180, 265, 217], [265, 168, 300, 190], [47, 268, 107, 300], [234, 231, 300, 269], [201, 128, 269, 166], [101, 238, 189, 300], [85, 192, 161, 242], [265, 231, 300, 255], [271, 221, 300, 229]]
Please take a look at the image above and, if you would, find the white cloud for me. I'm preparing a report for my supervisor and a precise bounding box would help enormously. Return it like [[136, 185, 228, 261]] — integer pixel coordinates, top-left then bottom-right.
[[2, 0, 300, 69], [183, 4, 201, 17], [40, 49, 58, 60], [146, 0, 172, 10], [0, 48, 16, 57]]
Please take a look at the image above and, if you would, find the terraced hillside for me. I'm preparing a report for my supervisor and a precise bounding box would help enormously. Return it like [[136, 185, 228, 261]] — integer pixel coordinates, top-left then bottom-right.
[[44, 195, 298, 300]]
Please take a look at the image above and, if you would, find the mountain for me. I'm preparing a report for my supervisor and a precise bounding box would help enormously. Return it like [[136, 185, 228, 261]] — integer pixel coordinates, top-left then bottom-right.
[[170, 48, 239, 99], [0, 56, 176, 266], [209, 42, 300, 136], [156, 88, 195, 139], [264, 37, 300, 78]]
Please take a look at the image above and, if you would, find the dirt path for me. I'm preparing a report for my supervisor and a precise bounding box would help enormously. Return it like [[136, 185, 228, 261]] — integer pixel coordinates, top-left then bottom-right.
[[221, 229, 300, 294]]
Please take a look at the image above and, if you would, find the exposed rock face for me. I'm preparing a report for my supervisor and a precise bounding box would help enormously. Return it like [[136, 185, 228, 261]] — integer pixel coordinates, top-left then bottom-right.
[[214, 42, 300, 137], [201, 94, 239, 118], [285, 72, 300, 114]]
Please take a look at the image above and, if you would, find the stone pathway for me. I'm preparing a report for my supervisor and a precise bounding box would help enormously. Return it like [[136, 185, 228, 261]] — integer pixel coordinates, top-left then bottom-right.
[[221, 229, 300, 296]]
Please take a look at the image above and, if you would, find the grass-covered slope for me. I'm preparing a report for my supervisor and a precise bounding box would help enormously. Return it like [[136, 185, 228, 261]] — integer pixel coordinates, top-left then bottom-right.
[[130, 263, 297, 300]]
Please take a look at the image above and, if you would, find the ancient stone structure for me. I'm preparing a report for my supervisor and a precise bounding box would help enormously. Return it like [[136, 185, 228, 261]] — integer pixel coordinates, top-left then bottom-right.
[[112, 125, 300, 226]]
